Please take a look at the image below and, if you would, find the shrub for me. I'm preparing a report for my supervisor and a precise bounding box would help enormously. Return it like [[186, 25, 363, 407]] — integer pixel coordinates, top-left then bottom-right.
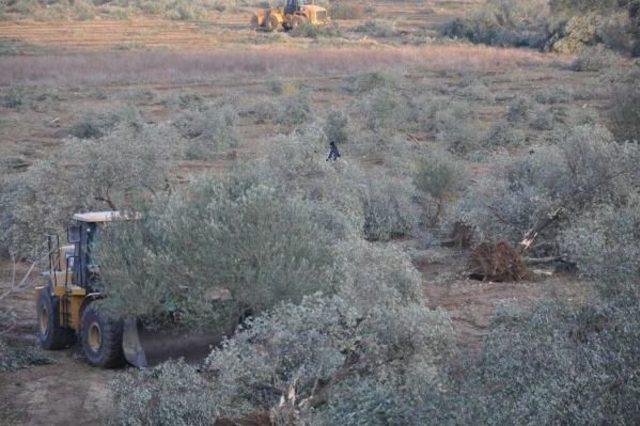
[[529, 107, 556, 131], [69, 106, 143, 139], [535, 87, 574, 104], [462, 296, 640, 424], [330, 2, 365, 20], [607, 70, 640, 142], [335, 241, 424, 310], [570, 44, 618, 71], [0, 340, 52, 372], [1, 87, 26, 109], [484, 121, 527, 148], [358, 87, 406, 131], [323, 109, 349, 145], [0, 124, 176, 258], [440, 0, 551, 49], [432, 101, 482, 154], [354, 20, 397, 38], [414, 150, 465, 224], [341, 71, 399, 95], [275, 92, 311, 126], [290, 21, 341, 38], [451, 124, 638, 246], [111, 360, 217, 426], [98, 177, 338, 326], [361, 176, 415, 241], [562, 195, 640, 288], [174, 104, 238, 159], [506, 96, 534, 123], [205, 289, 454, 422]]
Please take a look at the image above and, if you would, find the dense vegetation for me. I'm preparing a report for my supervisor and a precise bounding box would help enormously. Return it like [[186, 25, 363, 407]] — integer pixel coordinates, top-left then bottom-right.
[[442, 0, 640, 56], [0, 1, 639, 424]]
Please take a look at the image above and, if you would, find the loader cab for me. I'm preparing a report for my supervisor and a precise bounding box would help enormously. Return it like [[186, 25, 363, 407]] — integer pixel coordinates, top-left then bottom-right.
[[47, 211, 126, 292], [66, 213, 105, 290]]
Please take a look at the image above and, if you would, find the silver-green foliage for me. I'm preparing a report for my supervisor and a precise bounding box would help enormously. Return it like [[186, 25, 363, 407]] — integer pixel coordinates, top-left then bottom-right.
[[452, 125, 640, 244], [203, 243, 453, 420], [111, 360, 217, 426], [98, 176, 337, 325], [0, 124, 176, 258], [361, 176, 415, 241], [174, 103, 238, 159], [562, 195, 640, 287], [461, 296, 640, 424]]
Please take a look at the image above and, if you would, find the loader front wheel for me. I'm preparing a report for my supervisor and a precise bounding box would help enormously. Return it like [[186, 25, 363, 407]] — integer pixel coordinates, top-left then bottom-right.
[[36, 289, 74, 350], [81, 304, 125, 368]]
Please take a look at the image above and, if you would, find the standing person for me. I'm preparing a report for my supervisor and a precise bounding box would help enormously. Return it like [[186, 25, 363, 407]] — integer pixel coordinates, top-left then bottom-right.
[[327, 141, 341, 161]]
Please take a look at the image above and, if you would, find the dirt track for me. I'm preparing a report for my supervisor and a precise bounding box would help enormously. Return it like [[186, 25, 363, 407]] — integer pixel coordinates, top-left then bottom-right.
[[1, 351, 117, 425]]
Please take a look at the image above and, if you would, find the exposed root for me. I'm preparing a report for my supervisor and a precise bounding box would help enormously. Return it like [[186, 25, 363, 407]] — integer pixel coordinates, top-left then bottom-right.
[[469, 241, 528, 282]]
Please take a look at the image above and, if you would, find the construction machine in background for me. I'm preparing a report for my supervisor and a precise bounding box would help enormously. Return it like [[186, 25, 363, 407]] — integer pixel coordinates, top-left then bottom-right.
[[35, 211, 223, 368], [251, 0, 330, 32]]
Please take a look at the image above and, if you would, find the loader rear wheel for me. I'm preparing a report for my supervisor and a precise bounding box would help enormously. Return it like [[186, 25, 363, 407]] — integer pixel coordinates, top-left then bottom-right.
[[81, 304, 125, 368], [37, 289, 74, 350]]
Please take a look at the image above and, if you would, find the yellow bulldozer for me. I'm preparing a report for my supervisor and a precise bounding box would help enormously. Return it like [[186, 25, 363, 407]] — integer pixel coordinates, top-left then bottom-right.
[[35, 211, 221, 368], [251, 0, 330, 32]]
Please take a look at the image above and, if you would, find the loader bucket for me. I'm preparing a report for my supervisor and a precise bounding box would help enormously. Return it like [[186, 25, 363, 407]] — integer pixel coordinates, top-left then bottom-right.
[[123, 319, 222, 368]]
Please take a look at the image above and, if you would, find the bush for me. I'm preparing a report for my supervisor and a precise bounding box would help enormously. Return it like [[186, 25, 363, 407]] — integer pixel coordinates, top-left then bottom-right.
[[484, 121, 527, 148], [358, 87, 406, 131], [461, 296, 640, 424], [451, 124, 638, 247], [323, 109, 349, 145], [341, 71, 399, 95], [330, 2, 365, 20], [607, 70, 640, 142], [111, 360, 217, 426], [361, 176, 415, 241], [98, 176, 338, 326], [205, 288, 454, 422], [1, 87, 26, 109], [562, 195, 640, 288], [440, 0, 551, 49], [354, 20, 397, 38], [174, 104, 238, 159], [0, 340, 52, 372], [335, 241, 424, 310], [69, 106, 143, 139], [414, 150, 465, 225], [570, 44, 618, 71], [290, 21, 341, 38], [275, 93, 311, 126], [0, 124, 176, 258]]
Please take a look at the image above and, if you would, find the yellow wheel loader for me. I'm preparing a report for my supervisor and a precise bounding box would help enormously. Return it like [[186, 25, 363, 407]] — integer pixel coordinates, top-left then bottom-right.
[[251, 0, 330, 32], [35, 211, 221, 368]]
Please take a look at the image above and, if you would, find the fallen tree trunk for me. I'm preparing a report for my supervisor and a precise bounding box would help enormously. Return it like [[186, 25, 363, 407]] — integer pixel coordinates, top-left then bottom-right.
[[523, 256, 563, 265]]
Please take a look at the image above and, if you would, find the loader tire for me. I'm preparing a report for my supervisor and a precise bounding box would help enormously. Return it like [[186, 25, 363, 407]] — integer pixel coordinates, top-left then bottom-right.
[[81, 304, 125, 368], [36, 288, 74, 350]]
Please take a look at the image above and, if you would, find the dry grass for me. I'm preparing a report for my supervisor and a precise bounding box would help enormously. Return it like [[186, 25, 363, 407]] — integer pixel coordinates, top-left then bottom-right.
[[0, 45, 561, 87]]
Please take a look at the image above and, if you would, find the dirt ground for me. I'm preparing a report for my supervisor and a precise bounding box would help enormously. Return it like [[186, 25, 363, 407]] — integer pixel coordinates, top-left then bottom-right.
[[0, 1, 601, 424]]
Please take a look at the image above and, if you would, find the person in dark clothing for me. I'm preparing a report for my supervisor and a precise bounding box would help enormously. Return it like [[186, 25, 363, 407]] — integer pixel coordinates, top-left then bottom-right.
[[327, 141, 341, 161]]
